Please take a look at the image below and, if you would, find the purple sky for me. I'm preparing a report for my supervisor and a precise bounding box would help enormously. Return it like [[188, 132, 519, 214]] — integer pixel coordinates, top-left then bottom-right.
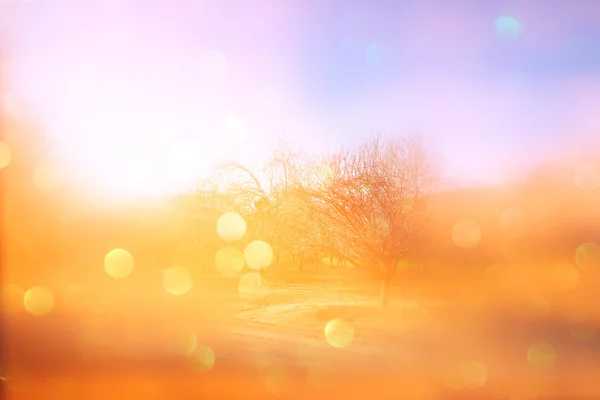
[[2, 0, 600, 192]]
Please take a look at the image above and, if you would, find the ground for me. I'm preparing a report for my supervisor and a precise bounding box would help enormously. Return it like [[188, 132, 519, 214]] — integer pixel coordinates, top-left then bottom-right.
[[2, 266, 600, 399]]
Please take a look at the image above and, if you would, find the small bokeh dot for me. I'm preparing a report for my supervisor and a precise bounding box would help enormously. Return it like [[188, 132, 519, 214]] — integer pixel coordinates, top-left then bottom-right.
[[495, 14, 524, 39]]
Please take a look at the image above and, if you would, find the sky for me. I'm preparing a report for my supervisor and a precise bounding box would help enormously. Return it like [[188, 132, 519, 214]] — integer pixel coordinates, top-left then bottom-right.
[[2, 0, 600, 197]]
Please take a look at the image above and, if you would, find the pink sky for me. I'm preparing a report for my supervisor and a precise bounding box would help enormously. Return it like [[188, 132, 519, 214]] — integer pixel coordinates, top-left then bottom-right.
[[2, 0, 600, 197]]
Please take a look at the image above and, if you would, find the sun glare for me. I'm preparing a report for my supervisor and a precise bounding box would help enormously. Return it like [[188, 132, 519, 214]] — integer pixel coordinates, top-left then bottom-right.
[[38, 80, 233, 203], [65, 136, 217, 203], [33, 162, 64, 194], [7, 4, 600, 398]]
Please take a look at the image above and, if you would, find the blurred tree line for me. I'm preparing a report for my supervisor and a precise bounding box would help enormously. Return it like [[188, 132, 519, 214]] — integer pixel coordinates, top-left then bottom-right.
[[3, 60, 600, 306]]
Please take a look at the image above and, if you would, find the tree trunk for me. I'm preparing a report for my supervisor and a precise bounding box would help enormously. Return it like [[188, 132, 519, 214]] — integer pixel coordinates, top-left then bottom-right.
[[379, 264, 397, 308]]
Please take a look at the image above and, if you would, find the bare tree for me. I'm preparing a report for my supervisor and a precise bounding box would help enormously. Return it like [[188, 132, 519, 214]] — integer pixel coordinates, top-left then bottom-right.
[[180, 176, 237, 271], [213, 143, 316, 269], [298, 135, 434, 307]]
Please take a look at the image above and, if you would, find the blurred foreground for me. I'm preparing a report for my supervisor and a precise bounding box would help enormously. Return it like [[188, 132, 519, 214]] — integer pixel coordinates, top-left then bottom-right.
[[4, 1, 600, 397], [2, 263, 600, 399], [2, 83, 600, 399]]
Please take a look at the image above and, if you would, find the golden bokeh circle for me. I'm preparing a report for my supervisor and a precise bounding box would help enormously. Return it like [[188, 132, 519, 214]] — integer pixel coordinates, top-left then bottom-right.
[[549, 263, 579, 291], [461, 361, 488, 389], [244, 240, 274, 270], [570, 325, 596, 341], [187, 332, 198, 354], [526, 296, 553, 317], [104, 248, 135, 279], [23, 286, 55, 316], [573, 163, 600, 192], [527, 342, 557, 369], [444, 360, 487, 390], [190, 344, 215, 373], [575, 242, 600, 271], [443, 367, 466, 390], [163, 266, 193, 296], [0, 141, 12, 169], [238, 273, 269, 302], [167, 330, 197, 355], [216, 212, 246, 242], [317, 164, 334, 181], [324, 318, 354, 348], [452, 219, 482, 249], [215, 246, 245, 275]]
